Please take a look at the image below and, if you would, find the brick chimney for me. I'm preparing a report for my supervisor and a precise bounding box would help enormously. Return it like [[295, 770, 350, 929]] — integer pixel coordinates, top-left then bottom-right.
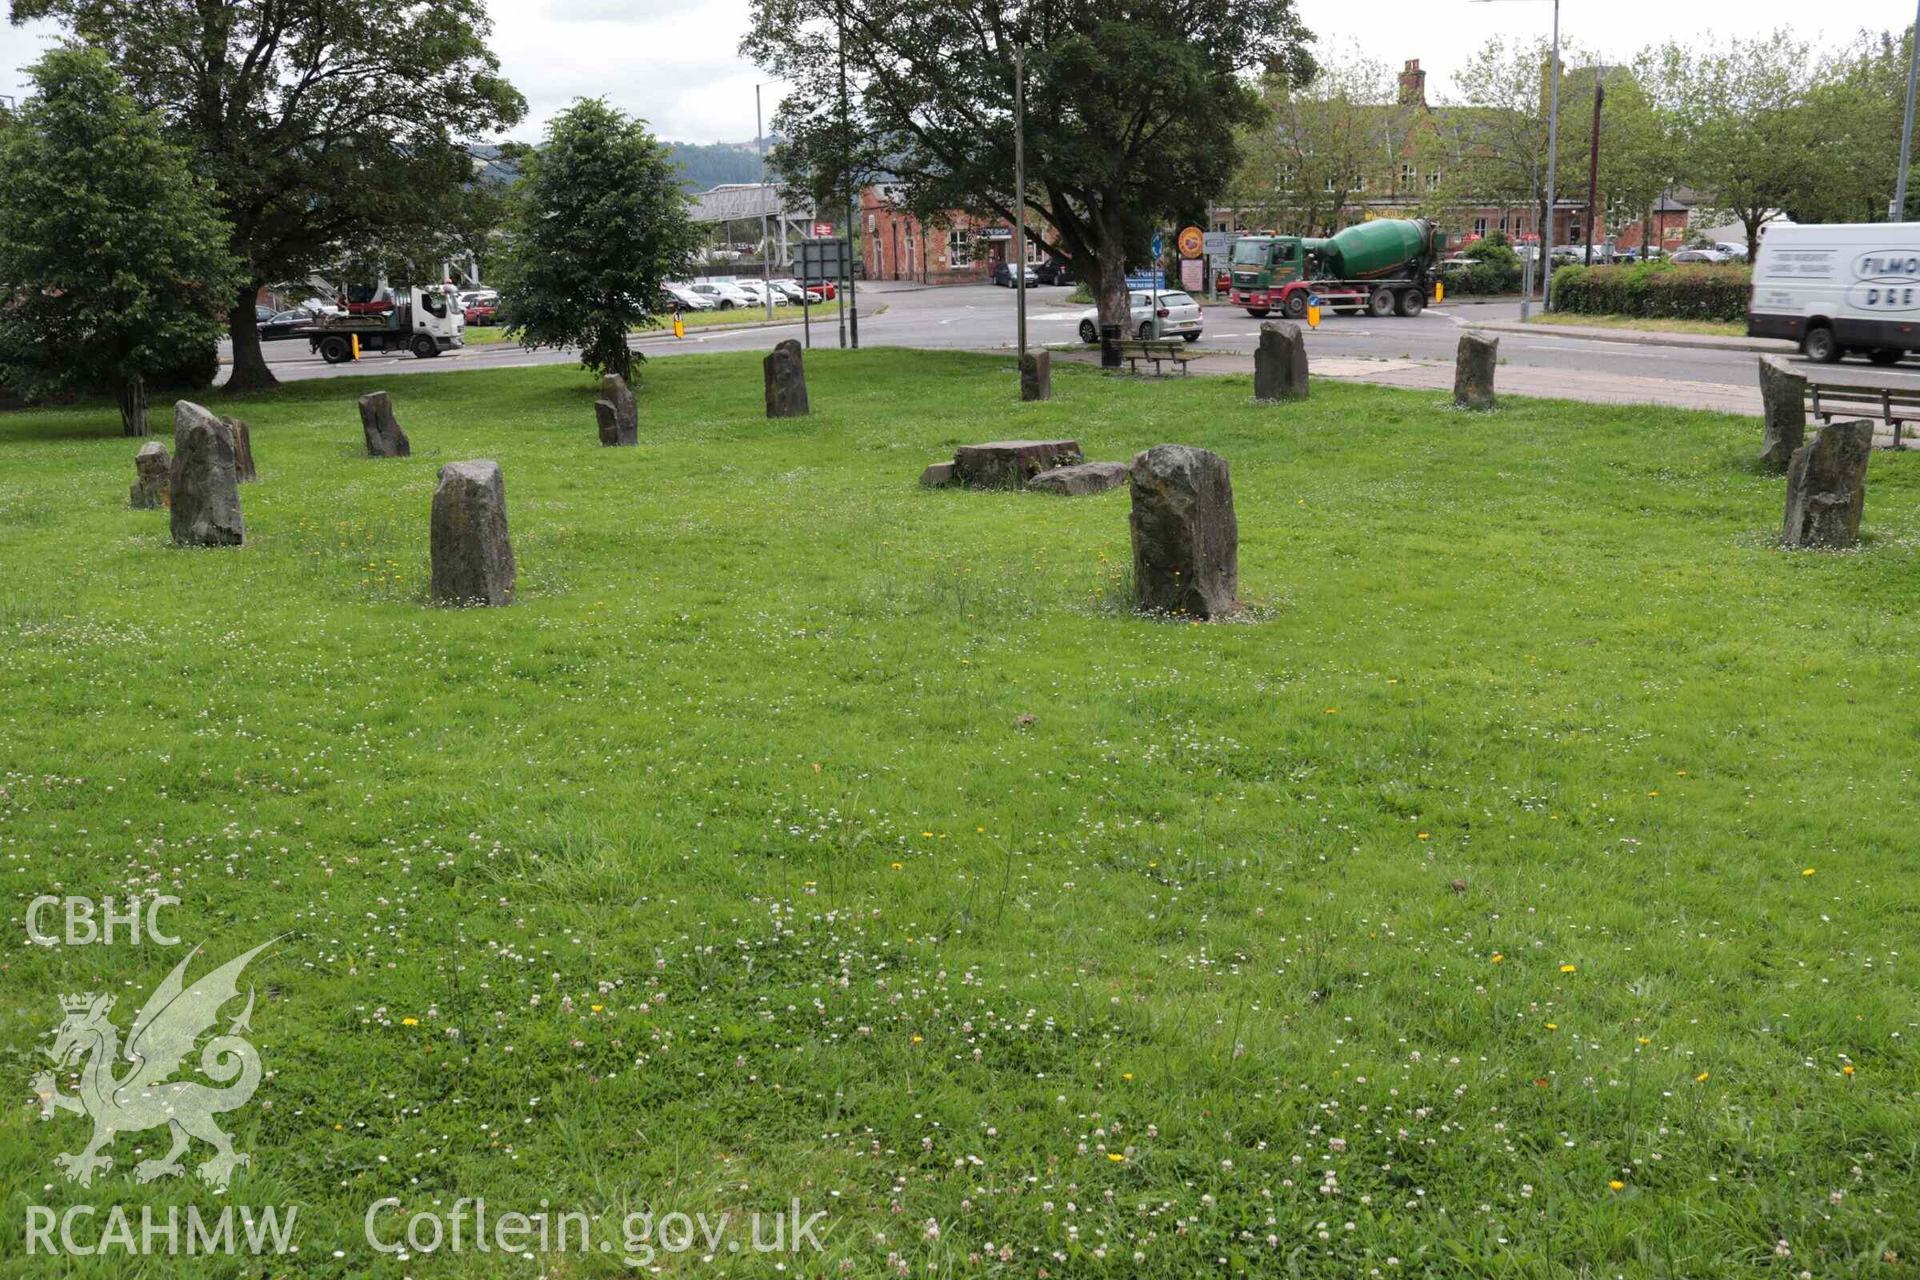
[[1398, 59, 1427, 107]]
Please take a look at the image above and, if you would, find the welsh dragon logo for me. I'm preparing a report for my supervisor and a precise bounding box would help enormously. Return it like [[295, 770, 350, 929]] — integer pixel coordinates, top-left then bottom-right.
[[31, 939, 275, 1190]]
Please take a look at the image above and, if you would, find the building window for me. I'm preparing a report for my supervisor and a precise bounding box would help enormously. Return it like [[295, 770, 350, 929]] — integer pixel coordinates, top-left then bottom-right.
[[1280, 164, 1296, 190], [947, 229, 971, 268], [1401, 163, 1416, 188], [1473, 217, 1488, 237], [1498, 214, 1509, 234], [1324, 176, 1336, 194], [1427, 171, 1440, 191]]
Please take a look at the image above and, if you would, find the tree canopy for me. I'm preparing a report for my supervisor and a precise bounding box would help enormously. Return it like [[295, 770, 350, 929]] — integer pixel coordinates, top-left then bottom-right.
[[743, 0, 1314, 325], [0, 46, 240, 436], [493, 99, 699, 382], [12, 0, 526, 389]]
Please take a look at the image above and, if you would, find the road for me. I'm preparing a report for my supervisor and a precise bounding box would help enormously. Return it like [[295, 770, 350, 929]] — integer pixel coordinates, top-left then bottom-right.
[[229, 281, 1920, 418]]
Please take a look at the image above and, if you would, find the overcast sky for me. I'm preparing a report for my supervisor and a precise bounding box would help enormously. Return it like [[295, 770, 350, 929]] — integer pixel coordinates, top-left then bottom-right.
[[2, 0, 1915, 143]]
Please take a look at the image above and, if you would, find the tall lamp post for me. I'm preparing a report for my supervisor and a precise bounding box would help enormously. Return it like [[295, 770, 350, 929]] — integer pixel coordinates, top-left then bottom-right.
[[838, 0, 859, 350], [757, 83, 775, 322], [1895, 0, 1920, 220], [1470, 0, 1561, 308], [1014, 40, 1028, 361]]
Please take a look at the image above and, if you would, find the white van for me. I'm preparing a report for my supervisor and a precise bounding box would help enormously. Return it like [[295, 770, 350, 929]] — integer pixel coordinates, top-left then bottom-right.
[[1748, 222, 1920, 365]]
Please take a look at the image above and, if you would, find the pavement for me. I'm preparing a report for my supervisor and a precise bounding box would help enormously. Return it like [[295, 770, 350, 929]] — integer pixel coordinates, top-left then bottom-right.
[[223, 280, 1920, 421]]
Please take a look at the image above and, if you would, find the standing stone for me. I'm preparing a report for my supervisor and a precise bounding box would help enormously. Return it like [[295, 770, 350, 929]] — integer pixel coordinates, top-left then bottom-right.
[[1128, 445, 1239, 619], [359, 391, 411, 457], [1453, 333, 1499, 410], [919, 461, 956, 488], [1757, 356, 1807, 472], [169, 402, 245, 547], [596, 373, 638, 446], [129, 441, 171, 509], [1253, 321, 1309, 401], [1027, 461, 1129, 496], [952, 439, 1084, 489], [223, 417, 257, 482], [1782, 419, 1872, 549], [764, 339, 809, 418], [431, 460, 516, 606], [1020, 350, 1052, 402]]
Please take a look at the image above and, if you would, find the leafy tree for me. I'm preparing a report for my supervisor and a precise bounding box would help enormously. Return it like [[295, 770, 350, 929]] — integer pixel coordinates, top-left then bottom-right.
[[1233, 48, 1408, 237], [493, 100, 699, 382], [742, 0, 1314, 330], [0, 47, 239, 436], [1654, 31, 1814, 260], [1790, 31, 1908, 224], [12, 0, 526, 390], [1593, 57, 1679, 260]]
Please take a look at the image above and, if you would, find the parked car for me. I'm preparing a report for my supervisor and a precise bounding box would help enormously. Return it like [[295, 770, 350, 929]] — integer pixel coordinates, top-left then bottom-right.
[[255, 309, 314, 342], [1670, 248, 1729, 264], [992, 261, 1038, 288], [1034, 258, 1073, 286], [1713, 242, 1750, 261], [768, 279, 819, 305], [1076, 289, 1204, 343], [463, 301, 499, 326], [732, 278, 776, 306], [688, 280, 755, 309], [459, 289, 500, 310], [660, 283, 715, 311], [254, 303, 277, 325], [802, 278, 839, 300]]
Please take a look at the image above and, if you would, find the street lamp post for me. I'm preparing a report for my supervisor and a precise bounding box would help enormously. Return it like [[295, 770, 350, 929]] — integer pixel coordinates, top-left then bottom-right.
[[1015, 41, 1027, 361], [757, 83, 774, 322], [1896, 0, 1920, 220]]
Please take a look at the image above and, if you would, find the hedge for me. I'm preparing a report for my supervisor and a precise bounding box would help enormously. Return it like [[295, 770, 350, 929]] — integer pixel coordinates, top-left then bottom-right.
[[1550, 261, 1751, 322]]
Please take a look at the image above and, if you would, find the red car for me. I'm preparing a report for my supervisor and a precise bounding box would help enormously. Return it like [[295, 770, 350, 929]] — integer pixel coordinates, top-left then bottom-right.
[[464, 302, 498, 326], [802, 279, 838, 301]]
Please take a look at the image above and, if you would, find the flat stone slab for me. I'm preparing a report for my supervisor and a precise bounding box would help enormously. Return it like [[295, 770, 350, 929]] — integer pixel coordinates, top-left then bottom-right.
[[919, 461, 956, 488], [1027, 461, 1128, 495], [952, 439, 1083, 489]]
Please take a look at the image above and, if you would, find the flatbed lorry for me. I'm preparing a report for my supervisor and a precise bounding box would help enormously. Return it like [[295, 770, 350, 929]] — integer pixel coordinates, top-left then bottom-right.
[[307, 284, 465, 364], [1228, 219, 1446, 320]]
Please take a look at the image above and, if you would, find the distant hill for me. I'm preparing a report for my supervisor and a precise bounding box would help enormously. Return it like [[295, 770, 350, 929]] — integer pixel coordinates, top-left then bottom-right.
[[668, 141, 769, 191]]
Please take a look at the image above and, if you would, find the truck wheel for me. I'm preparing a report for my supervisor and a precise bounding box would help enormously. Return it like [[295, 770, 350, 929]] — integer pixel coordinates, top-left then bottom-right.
[[1245, 308, 1270, 318], [1868, 348, 1903, 367], [1282, 294, 1308, 319], [1366, 287, 1395, 318], [1802, 325, 1842, 364], [1395, 289, 1426, 317], [411, 335, 439, 359], [318, 335, 353, 364]]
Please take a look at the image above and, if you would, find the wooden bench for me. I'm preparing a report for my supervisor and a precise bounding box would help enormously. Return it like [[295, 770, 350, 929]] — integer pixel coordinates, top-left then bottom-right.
[[1805, 378, 1920, 448], [1114, 339, 1204, 377]]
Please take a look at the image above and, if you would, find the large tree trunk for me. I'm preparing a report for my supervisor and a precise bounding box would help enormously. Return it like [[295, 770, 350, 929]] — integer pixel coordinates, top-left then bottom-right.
[[116, 375, 149, 438], [1093, 208, 1131, 336], [227, 283, 277, 391]]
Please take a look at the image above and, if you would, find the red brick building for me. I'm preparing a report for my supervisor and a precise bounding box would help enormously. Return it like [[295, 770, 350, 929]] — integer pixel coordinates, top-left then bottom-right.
[[860, 186, 1043, 284]]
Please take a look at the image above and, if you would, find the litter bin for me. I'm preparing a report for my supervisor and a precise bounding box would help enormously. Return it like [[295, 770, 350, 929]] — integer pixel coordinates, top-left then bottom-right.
[[1099, 323, 1122, 369]]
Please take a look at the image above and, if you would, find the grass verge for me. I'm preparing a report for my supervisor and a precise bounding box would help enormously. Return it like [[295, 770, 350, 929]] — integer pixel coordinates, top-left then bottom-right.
[[1527, 313, 1749, 338]]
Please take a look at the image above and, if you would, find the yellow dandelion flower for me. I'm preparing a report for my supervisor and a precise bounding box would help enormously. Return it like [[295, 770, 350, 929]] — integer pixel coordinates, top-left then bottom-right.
[[1491, 953, 1504, 963], [1608, 1180, 1625, 1192], [911, 1034, 923, 1044], [1636, 1036, 1651, 1045], [1842, 1064, 1856, 1077], [1802, 868, 1816, 877], [1417, 832, 1431, 841], [1560, 964, 1577, 973], [1647, 790, 1660, 798], [590, 1004, 604, 1013], [1107, 1153, 1126, 1163], [401, 1017, 419, 1027], [1545, 1022, 1558, 1031], [889, 861, 903, 870], [1695, 1071, 1710, 1083]]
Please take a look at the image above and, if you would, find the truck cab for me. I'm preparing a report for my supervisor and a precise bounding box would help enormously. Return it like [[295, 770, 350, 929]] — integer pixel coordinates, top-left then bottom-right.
[[309, 285, 465, 364], [1229, 237, 1306, 315]]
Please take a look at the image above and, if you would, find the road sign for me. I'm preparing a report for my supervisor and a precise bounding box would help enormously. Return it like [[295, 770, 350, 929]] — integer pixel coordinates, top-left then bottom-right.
[[1125, 271, 1161, 291], [798, 238, 850, 277], [811, 221, 835, 238], [1179, 259, 1204, 290], [1177, 226, 1205, 260], [1203, 231, 1234, 257], [1150, 231, 1164, 261]]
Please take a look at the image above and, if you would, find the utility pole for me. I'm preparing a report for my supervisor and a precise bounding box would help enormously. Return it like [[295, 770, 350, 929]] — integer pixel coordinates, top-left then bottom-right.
[[1542, 0, 1562, 308], [758, 84, 774, 322], [838, 0, 859, 350], [1014, 41, 1027, 361], [1897, 0, 1920, 220], [1583, 74, 1603, 266]]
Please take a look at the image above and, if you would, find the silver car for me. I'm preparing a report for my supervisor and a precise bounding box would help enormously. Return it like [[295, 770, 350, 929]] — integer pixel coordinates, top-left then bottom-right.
[[1077, 290, 1204, 343]]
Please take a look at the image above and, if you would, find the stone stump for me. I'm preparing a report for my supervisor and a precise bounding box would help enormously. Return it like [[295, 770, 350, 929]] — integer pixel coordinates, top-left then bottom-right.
[[919, 461, 956, 488], [169, 401, 245, 547], [596, 373, 638, 446], [1757, 356, 1807, 472], [953, 439, 1083, 489], [1253, 321, 1309, 401], [130, 441, 171, 509], [359, 391, 411, 457], [1020, 350, 1052, 402], [1128, 445, 1239, 619], [1027, 461, 1128, 496], [224, 417, 257, 482], [764, 340, 809, 418], [1453, 333, 1499, 410], [431, 460, 516, 606], [1782, 419, 1872, 549]]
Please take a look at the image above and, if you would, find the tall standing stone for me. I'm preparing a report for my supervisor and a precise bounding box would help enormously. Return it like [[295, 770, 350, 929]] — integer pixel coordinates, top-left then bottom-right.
[[1020, 350, 1052, 402], [1253, 321, 1309, 401], [224, 417, 257, 482], [1782, 419, 1872, 549], [596, 373, 638, 446], [1128, 445, 1239, 619], [359, 391, 411, 457], [1453, 333, 1499, 411], [431, 460, 516, 606], [1757, 356, 1807, 472], [129, 441, 171, 509], [169, 402, 245, 547], [764, 339, 809, 418]]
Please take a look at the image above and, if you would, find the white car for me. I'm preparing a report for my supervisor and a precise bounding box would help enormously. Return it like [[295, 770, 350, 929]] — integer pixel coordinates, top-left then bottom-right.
[[688, 280, 756, 310], [1077, 290, 1204, 343], [1713, 242, 1750, 261], [770, 279, 822, 304], [1670, 248, 1729, 264], [732, 278, 777, 306], [660, 283, 714, 311]]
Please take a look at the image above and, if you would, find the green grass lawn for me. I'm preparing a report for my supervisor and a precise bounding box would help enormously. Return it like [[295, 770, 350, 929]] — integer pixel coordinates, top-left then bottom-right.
[[1528, 313, 1749, 338], [464, 305, 834, 347], [1, 351, 1917, 1278]]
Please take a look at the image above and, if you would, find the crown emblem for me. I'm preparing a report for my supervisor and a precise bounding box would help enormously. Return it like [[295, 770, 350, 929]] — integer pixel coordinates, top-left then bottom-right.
[[59, 993, 99, 1013]]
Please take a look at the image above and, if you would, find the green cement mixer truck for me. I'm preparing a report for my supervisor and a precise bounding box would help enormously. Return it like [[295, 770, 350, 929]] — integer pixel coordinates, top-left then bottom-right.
[[1227, 219, 1446, 320]]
